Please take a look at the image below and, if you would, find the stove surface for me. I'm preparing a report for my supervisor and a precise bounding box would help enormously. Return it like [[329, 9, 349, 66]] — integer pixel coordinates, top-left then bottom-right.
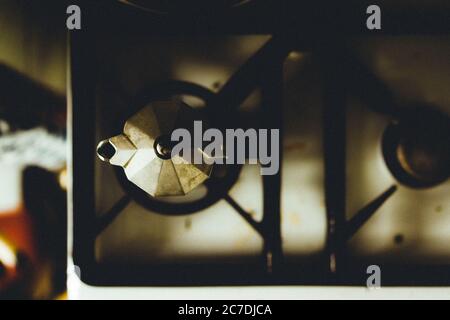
[[70, 3, 450, 286]]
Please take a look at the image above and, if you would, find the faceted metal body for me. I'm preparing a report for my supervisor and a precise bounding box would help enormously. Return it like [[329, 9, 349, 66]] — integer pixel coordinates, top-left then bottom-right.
[[97, 101, 212, 197]]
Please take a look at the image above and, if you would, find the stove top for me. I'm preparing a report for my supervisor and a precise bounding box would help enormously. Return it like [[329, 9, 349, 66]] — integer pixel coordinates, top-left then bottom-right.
[[70, 1, 450, 286]]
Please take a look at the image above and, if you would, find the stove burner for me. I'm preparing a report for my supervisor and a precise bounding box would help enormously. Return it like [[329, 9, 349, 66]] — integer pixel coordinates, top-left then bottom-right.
[[382, 108, 450, 188], [70, 6, 450, 285]]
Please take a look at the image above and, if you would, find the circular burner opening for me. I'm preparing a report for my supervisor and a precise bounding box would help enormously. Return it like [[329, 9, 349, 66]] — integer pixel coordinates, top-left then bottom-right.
[[382, 109, 450, 188]]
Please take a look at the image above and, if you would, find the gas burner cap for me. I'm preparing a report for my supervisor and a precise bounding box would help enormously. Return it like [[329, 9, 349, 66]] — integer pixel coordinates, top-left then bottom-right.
[[382, 108, 450, 188]]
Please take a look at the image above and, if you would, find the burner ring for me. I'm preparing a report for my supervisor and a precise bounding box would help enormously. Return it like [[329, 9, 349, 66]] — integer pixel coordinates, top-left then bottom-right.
[[382, 108, 450, 188], [113, 80, 242, 215]]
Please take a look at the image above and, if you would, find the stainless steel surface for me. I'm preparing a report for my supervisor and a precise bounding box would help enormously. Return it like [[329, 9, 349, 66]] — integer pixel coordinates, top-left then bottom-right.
[[92, 35, 450, 268]]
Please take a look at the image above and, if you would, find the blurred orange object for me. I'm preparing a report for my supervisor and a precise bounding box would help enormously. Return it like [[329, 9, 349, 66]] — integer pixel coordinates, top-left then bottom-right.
[[0, 207, 38, 261], [0, 206, 39, 297]]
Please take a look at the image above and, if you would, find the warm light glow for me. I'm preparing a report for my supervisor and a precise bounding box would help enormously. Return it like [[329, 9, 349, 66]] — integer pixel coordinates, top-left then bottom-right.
[[58, 168, 67, 190], [0, 237, 17, 268]]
